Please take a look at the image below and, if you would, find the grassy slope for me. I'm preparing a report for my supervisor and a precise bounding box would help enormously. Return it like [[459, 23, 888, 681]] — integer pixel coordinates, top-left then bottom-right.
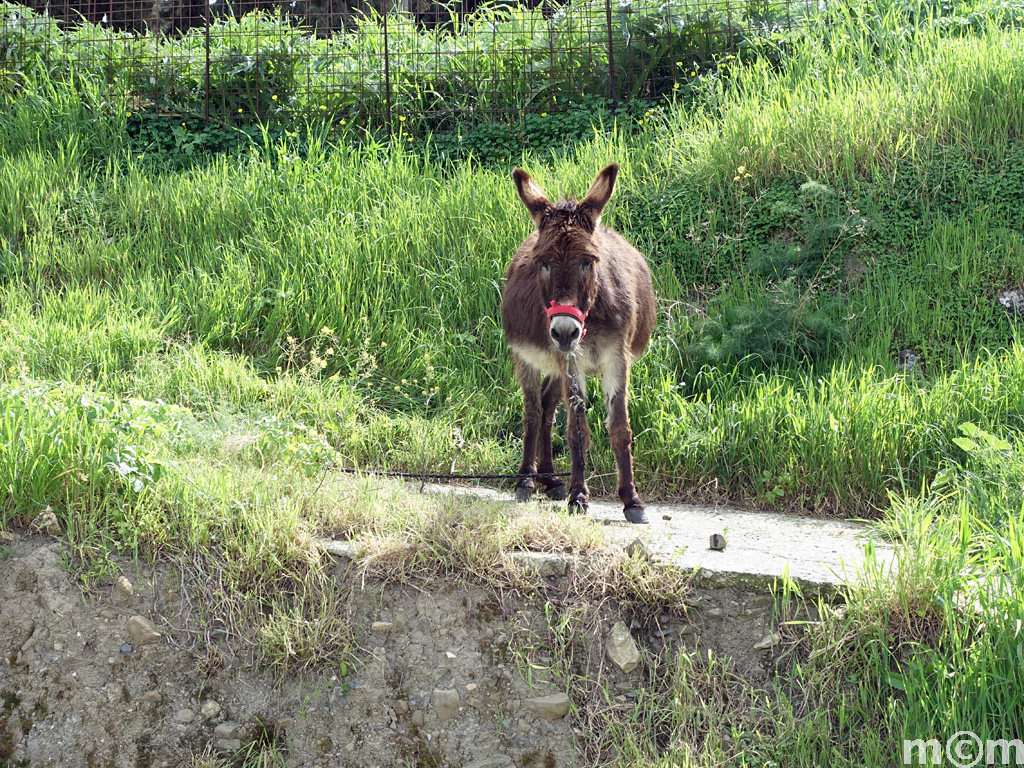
[[4, 4, 1024, 765]]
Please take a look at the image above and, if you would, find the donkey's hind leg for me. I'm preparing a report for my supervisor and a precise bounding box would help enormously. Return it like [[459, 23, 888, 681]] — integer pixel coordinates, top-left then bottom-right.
[[536, 375, 567, 500], [604, 358, 647, 524]]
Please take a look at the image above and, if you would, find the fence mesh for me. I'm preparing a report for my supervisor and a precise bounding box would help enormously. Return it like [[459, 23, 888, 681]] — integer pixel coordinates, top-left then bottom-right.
[[1, 0, 819, 132]]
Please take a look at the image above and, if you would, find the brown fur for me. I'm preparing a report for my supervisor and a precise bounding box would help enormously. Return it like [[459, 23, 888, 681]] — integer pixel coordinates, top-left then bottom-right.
[[501, 164, 656, 520]]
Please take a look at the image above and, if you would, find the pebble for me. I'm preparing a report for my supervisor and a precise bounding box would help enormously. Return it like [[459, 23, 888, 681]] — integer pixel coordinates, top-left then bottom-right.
[[141, 690, 162, 703], [394, 700, 409, 715], [607, 621, 642, 673], [624, 538, 652, 562], [214, 722, 243, 740], [524, 693, 571, 720], [200, 701, 221, 719], [119, 644, 133, 655], [432, 688, 461, 720], [372, 621, 394, 633], [114, 576, 134, 598], [125, 615, 161, 645], [411, 710, 425, 726], [174, 709, 195, 724], [754, 632, 780, 650]]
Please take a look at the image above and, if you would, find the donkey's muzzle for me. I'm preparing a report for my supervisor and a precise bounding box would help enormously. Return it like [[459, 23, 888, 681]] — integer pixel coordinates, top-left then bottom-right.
[[549, 315, 583, 352], [546, 301, 587, 353]]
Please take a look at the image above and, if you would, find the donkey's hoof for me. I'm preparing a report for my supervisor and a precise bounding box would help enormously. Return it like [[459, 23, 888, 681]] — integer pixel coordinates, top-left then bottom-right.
[[567, 500, 589, 516], [514, 482, 535, 503], [623, 504, 648, 525], [544, 482, 568, 501]]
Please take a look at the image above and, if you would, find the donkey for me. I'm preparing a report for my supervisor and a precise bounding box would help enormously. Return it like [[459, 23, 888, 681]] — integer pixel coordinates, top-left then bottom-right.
[[501, 163, 656, 524]]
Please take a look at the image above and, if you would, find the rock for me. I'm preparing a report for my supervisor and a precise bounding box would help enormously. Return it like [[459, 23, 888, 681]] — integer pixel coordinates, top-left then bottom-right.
[[507, 551, 570, 578], [708, 533, 727, 551], [319, 539, 362, 560], [276, 717, 295, 731], [215, 739, 242, 753], [141, 690, 162, 703], [33, 508, 61, 536], [624, 538, 652, 562], [119, 643, 133, 655], [707, 608, 725, 619], [126, 615, 161, 645], [371, 621, 394, 632], [465, 683, 477, 692], [998, 289, 1024, 315], [394, 700, 409, 715], [411, 710, 425, 726], [174, 709, 195, 724], [754, 632, 780, 650], [214, 722, 243, 740], [432, 688, 460, 720], [200, 701, 221, 719], [607, 621, 641, 673], [114, 575, 134, 597], [898, 348, 919, 372], [524, 693, 571, 720]]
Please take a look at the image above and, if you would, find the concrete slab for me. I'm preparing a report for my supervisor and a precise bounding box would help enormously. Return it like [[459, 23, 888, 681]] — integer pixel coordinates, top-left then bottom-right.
[[422, 483, 896, 597]]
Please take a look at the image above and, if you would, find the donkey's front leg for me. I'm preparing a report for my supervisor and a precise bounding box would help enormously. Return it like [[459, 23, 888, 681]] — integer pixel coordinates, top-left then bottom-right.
[[514, 361, 544, 502], [536, 375, 568, 500], [604, 358, 647, 524], [562, 366, 591, 514]]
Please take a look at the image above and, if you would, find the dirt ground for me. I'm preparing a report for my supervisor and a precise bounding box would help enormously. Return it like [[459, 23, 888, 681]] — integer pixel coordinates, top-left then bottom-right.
[[0, 533, 786, 768]]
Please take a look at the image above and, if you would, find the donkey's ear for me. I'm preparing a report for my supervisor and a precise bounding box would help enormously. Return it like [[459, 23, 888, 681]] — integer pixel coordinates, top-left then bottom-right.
[[512, 168, 550, 227], [580, 163, 619, 224]]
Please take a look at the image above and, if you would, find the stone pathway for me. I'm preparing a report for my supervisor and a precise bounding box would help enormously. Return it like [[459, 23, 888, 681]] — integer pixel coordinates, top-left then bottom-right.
[[424, 484, 897, 597]]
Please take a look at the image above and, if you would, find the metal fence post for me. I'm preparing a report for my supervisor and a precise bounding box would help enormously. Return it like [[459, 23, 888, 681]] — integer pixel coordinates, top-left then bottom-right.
[[204, 0, 211, 125], [604, 0, 617, 111], [382, 0, 393, 141]]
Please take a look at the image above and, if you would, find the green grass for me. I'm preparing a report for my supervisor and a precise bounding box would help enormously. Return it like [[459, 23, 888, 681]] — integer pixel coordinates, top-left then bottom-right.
[[5, 0, 1024, 764]]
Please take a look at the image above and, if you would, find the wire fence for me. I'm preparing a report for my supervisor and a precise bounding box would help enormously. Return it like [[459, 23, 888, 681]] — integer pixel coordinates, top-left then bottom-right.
[[1, 0, 820, 133]]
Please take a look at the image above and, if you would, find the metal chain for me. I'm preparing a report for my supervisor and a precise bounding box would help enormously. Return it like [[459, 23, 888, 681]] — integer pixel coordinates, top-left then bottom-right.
[[564, 349, 587, 488]]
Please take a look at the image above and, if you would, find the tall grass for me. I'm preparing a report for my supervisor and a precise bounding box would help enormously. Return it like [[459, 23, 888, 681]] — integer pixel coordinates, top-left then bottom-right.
[[3, 14, 1024, 512]]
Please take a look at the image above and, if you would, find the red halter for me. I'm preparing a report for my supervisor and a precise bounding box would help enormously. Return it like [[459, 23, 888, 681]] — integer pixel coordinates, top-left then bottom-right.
[[546, 301, 588, 340]]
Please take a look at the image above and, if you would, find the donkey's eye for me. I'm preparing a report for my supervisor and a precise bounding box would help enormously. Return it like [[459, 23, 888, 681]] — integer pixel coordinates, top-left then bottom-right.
[[539, 262, 550, 274], [580, 262, 592, 274]]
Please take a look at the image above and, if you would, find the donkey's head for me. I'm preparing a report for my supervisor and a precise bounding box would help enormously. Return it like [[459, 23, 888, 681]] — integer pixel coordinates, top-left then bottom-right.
[[512, 163, 619, 353]]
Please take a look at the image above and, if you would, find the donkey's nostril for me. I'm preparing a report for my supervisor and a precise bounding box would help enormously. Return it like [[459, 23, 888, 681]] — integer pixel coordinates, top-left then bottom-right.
[[550, 319, 582, 350]]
